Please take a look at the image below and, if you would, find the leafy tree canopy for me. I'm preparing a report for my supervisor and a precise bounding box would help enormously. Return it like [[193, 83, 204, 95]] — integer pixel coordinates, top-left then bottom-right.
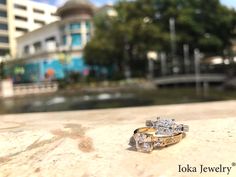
[[84, 0, 236, 78]]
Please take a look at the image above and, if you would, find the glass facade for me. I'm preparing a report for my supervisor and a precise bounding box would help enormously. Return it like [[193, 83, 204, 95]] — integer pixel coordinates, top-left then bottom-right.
[[62, 35, 67, 45], [0, 23, 8, 30], [0, 0, 6, 5], [0, 36, 9, 43], [0, 11, 7, 17], [70, 23, 81, 30], [71, 34, 82, 47], [61, 21, 92, 47], [86, 21, 91, 30]]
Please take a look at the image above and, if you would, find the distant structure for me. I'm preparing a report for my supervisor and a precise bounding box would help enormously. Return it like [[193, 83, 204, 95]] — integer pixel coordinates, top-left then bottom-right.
[[232, 39, 236, 53], [0, 0, 58, 58], [6, 0, 95, 83]]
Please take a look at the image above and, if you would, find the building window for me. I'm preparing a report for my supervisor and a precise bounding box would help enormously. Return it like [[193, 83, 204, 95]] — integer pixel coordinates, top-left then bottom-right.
[[0, 0, 6, 5], [33, 8, 44, 14], [0, 36, 8, 43], [86, 21, 91, 30], [46, 36, 57, 50], [34, 20, 45, 26], [24, 45, 29, 54], [46, 36, 56, 42], [0, 11, 7, 17], [71, 34, 82, 47], [14, 4, 27, 10], [70, 23, 81, 30], [33, 42, 42, 52], [15, 15, 27, 22], [0, 23, 7, 30], [87, 33, 91, 42], [0, 49, 9, 56], [62, 35, 67, 45], [16, 27, 28, 33]]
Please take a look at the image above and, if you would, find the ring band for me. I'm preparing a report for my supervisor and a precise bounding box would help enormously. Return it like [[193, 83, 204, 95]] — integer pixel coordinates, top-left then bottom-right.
[[130, 127, 184, 152]]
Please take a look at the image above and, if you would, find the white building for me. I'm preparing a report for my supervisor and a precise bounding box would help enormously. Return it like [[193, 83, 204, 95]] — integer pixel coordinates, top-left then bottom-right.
[[12, 0, 58, 37], [6, 0, 94, 83], [0, 0, 58, 57], [16, 3, 93, 58]]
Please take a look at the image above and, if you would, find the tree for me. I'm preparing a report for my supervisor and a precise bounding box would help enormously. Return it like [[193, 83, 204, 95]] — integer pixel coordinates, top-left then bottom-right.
[[85, 0, 167, 78], [0, 61, 4, 79], [155, 0, 236, 55], [84, 0, 236, 79]]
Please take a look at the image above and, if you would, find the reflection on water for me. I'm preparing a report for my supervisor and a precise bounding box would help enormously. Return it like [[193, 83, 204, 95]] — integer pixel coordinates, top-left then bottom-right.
[[1, 87, 235, 115], [47, 97, 66, 105], [0, 91, 153, 114]]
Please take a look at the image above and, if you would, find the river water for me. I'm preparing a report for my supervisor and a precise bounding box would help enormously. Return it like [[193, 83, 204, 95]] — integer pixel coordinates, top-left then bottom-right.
[[1, 87, 232, 114], [0, 91, 153, 114]]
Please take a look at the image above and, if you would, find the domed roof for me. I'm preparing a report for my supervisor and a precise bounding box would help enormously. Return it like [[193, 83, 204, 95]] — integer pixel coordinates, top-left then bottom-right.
[[57, 0, 94, 18]]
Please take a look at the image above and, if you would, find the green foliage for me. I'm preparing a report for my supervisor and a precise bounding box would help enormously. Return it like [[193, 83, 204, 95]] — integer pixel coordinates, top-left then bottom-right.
[[0, 61, 6, 79], [84, 0, 236, 78]]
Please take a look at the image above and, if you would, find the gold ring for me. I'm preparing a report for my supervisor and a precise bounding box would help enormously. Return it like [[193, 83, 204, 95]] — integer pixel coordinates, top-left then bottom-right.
[[130, 127, 184, 153]]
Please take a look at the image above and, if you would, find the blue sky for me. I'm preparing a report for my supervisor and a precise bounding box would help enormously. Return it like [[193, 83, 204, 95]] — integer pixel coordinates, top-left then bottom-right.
[[34, 0, 236, 8], [222, 0, 236, 8], [34, 0, 115, 6]]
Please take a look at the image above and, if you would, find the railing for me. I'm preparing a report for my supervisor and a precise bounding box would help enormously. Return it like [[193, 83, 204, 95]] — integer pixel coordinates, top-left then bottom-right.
[[13, 82, 58, 96], [154, 74, 226, 86]]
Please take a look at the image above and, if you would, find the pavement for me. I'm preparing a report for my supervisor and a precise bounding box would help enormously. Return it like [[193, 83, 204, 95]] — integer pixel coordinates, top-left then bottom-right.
[[0, 100, 235, 177]]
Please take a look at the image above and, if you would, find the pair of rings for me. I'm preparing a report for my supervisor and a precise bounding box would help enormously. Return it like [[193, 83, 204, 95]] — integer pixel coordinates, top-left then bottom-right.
[[129, 118, 189, 153]]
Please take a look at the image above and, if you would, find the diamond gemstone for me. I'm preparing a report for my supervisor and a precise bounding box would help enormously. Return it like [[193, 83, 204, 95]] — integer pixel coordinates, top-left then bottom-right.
[[136, 141, 153, 152], [134, 133, 153, 152], [146, 118, 189, 135]]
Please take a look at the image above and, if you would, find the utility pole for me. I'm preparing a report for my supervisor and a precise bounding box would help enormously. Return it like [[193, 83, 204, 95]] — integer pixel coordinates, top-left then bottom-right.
[[160, 52, 167, 76], [194, 49, 201, 96], [169, 18, 178, 74], [124, 38, 131, 80], [183, 44, 190, 74]]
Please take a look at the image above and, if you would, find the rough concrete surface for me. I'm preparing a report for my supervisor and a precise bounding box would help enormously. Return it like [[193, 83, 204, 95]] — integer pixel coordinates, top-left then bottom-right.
[[0, 100, 235, 177]]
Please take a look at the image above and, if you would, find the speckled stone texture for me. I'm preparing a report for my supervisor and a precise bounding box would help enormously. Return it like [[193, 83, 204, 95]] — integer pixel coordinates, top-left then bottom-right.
[[0, 100, 235, 177]]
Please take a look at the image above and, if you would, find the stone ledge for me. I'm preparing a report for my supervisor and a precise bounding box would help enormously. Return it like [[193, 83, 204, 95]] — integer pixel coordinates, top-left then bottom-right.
[[0, 100, 235, 177]]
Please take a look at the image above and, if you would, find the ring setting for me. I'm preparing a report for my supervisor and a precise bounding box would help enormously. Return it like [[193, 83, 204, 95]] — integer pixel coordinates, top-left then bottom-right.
[[129, 117, 189, 153]]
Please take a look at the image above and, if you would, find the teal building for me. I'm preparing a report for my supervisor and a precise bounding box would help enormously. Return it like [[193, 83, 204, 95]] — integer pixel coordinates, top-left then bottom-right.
[[6, 0, 94, 83]]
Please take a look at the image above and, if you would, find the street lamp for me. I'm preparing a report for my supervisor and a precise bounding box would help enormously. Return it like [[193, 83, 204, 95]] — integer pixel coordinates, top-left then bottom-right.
[[147, 51, 158, 80]]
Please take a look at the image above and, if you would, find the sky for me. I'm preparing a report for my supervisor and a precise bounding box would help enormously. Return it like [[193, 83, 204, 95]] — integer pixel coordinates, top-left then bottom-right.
[[34, 0, 236, 8], [222, 0, 236, 8], [34, 0, 115, 7]]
